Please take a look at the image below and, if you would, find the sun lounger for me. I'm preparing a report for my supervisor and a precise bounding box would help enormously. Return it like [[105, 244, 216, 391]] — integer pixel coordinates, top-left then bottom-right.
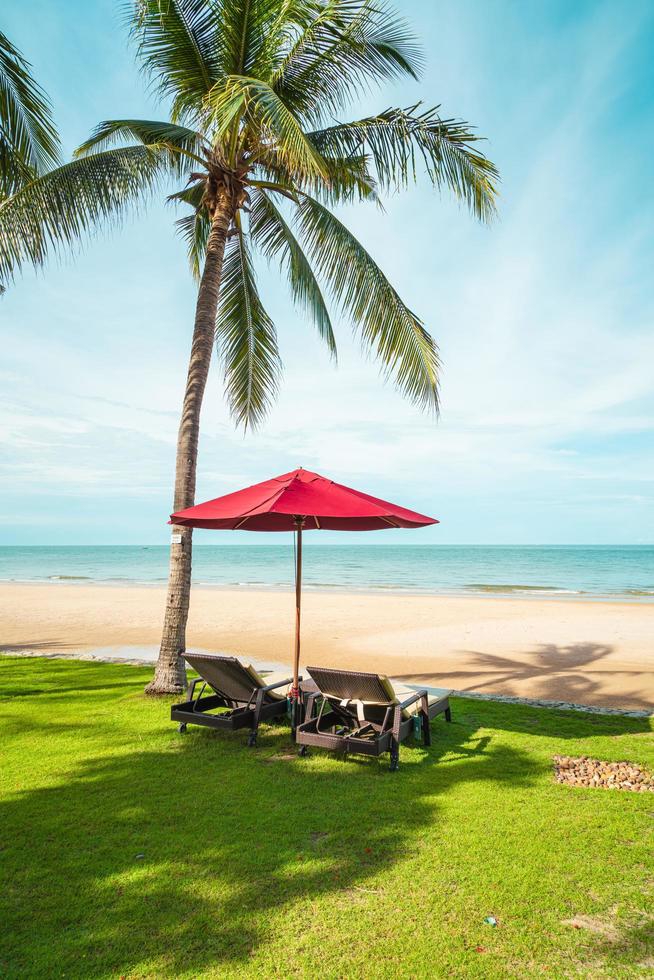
[[296, 666, 452, 770], [171, 653, 294, 746]]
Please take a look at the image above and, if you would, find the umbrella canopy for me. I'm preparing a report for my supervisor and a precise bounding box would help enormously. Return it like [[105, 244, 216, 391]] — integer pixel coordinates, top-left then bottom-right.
[[171, 468, 438, 716], [171, 467, 437, 532]]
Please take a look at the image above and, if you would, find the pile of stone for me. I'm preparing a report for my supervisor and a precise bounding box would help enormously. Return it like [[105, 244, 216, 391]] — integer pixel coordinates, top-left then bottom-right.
[[554, 755, 654, 792]]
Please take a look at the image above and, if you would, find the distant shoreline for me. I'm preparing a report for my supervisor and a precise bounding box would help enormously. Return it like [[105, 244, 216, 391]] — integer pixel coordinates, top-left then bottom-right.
[[1, 577, 654, 604]]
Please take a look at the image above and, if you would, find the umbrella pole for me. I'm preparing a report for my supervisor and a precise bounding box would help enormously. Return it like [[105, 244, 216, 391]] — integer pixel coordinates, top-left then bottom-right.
[[291, 516, 304, 733]]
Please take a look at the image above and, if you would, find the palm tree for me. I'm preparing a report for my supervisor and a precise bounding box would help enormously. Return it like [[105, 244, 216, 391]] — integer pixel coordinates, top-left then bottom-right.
[[0, 30, 60, 198], [0, 0, 499, 694], [0, 30, 60, 286]]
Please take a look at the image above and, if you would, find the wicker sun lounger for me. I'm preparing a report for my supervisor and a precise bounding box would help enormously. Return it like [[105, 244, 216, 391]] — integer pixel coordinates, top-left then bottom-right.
[[296, 666, 452, 770], [171, 653, 294, 746]]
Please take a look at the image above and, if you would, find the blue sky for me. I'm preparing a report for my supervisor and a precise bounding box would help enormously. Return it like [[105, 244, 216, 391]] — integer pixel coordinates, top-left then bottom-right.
[[1, 0, 653, 546]]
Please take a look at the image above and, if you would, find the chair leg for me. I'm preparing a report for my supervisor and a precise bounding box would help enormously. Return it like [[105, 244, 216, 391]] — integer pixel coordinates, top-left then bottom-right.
[[389, 740, 400, 772], [251, 690, 268, 746], [419, 695, 432, 746], [421, 712, 431, 746], [445, 706, 452, 723]]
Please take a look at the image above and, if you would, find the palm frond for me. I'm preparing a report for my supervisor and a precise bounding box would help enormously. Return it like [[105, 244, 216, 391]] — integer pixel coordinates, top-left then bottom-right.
[[318, 151, 379, 205], [215, 0, 290, 79], [255, 145, 378, 206], [127, 0, 221, 122], [310, 104, 499, 220], [215, 214, 282, 429], [249, 177, 299, 202], [174, 207, 211, 279], [295, 192, 440, 411], [0, 31, 60, 198], [75, 119, 207, 173], [249, 188, 336, 359], [168, 181, 210, 280], [273, 0, 422, 126], [0, 145, 170, 284], [205, 74, 329, 179]]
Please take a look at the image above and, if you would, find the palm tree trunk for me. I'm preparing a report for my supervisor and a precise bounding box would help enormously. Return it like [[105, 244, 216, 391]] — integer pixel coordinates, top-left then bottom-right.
[[145, 194, 233, 695]]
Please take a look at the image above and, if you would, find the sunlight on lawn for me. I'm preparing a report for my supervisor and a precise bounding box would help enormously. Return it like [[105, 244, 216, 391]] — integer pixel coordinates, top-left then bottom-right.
[[1, 656, 652, 979]]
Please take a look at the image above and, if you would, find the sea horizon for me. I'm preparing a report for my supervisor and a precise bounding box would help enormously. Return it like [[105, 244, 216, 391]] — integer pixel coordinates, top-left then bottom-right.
[[1, 544, 652, 601]]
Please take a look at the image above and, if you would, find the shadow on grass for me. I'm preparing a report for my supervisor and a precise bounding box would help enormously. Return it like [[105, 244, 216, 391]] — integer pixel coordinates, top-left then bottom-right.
[[594, 916, 654, 973], [0, 658, 537, 977], [443, 697, 653, 741], [0, 655, 134, 702]]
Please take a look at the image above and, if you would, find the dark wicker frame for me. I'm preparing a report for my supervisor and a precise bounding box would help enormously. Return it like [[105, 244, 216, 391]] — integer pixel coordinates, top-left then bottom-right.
[[171, 653, 294, 746], [296, 666, 452, 770]]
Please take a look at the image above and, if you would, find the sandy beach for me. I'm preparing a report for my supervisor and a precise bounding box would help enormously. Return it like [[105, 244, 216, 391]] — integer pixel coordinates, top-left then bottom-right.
[[1, 582, 652, 711]]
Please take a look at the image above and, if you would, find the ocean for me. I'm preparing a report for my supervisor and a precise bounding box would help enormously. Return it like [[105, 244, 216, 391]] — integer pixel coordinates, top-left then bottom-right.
[[0, 545, 652, 600]]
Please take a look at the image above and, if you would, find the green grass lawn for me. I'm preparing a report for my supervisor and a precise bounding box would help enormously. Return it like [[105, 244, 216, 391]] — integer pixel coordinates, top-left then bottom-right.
[[1, 656, 652, 979]]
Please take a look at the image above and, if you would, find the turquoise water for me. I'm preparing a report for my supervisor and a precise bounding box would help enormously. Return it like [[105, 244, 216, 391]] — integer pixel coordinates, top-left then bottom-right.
[[0, 545, 652, 599]]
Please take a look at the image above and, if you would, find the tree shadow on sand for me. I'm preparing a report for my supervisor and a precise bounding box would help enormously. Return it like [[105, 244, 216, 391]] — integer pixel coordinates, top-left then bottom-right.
[[2, 690, 532, 977], [1, 639, 74, 654], [393, 641, 652, 714]]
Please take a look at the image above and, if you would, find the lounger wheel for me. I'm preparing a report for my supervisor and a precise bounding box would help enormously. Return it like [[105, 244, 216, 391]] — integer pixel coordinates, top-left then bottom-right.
[[298, 745, 309, 757], [389, 746, 400, 772], [247, 733, 258, 747], [178, 723, 187, 734]]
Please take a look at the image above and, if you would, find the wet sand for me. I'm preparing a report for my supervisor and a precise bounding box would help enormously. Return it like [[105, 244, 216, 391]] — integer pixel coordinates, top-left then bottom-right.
[[0, 582, 652, 711]]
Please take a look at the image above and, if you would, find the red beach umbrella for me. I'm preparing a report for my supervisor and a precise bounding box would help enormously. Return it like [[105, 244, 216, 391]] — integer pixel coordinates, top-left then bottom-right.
[[171, 468, 438, 703]]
